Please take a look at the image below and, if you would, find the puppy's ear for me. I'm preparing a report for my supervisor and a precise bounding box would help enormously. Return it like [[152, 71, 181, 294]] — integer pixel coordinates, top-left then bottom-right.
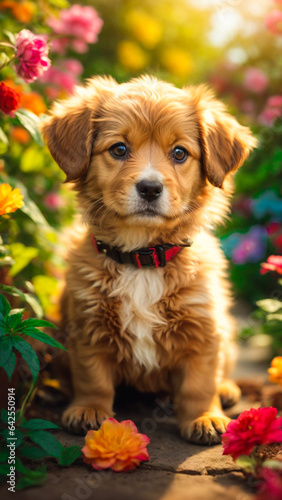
[[192, 86, 257, 188], [41, 77, 116, 182]]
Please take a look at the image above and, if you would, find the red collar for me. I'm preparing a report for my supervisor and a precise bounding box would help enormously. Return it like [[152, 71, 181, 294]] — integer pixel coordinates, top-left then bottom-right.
[[91, 235, 192, 268]]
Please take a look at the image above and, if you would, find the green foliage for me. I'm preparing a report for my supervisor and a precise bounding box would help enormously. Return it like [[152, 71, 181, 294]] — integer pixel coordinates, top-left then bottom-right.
[[0, 293, 63, 382]]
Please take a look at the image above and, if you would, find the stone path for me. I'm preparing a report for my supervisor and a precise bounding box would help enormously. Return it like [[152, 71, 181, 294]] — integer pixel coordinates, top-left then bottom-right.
[[2, 318, 271, 500]]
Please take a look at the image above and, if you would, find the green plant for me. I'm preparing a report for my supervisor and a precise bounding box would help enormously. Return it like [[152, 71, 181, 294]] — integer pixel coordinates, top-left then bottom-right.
[[0, 293, 81, 489]]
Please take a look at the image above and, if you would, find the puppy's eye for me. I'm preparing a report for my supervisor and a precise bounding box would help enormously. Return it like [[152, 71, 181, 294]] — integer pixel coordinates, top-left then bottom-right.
[[171, 146, 188, 163], [109, 142, 128, 159]]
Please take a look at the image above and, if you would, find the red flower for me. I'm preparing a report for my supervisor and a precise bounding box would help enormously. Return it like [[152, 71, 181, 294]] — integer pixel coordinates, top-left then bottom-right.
[[260, 255, 282, 275], [257, 468, 282, 500], [0, 82, 21, 115], [222, 407, 282, 460]]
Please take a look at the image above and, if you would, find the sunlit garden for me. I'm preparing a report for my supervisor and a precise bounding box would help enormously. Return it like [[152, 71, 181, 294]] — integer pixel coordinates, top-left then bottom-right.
[[0, 0, 282, 499]]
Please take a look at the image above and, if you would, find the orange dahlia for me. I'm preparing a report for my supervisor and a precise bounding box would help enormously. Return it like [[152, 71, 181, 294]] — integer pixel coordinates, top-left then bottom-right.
[[0, 183, 24, 216], [82, 418, 150, 472], [268, 356, 282, 387]]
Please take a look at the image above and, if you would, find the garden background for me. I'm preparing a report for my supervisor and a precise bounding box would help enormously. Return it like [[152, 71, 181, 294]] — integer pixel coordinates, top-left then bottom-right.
[[0, 0, 282, 496]]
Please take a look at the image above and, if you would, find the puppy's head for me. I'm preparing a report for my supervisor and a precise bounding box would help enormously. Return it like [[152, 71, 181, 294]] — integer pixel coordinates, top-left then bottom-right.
[[42, 76, 256, 235]]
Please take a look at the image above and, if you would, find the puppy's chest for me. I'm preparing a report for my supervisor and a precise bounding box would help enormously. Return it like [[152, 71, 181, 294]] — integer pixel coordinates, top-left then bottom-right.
[[109, 267, 166, 372]]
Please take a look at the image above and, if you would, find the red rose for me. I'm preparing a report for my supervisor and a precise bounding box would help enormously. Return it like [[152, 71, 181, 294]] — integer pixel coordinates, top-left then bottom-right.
[[0, 82, 21, 115]]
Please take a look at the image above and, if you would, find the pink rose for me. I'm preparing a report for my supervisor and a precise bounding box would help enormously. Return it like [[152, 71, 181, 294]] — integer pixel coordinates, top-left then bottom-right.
[[47, 4, 103, 55], [15, 29, 51, 83], [267, 95, 282, 108], [265, 10, 282, 35], [43, 192, 65, 211], [259, 107, 282, 126], [244, 68, 268, 93], [63, 59, 83, 75]]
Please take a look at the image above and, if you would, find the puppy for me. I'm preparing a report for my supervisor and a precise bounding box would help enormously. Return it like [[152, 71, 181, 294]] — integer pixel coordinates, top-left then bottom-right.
[[41, 76, 256, 445]]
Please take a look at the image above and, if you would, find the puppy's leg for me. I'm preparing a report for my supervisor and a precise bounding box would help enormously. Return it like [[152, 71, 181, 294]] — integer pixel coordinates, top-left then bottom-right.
[[173, 351, 230, 445], [218, 379, 241, 409], [62, 344, 114, 434]]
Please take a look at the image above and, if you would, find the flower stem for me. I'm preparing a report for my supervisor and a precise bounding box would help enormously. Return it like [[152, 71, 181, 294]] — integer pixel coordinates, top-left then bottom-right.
[[18, 380, 36, 425]]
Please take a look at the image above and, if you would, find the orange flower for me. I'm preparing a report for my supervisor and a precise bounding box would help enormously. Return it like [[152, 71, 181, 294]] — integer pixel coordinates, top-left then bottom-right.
[[82, 419, 150, 472], [10, 126, 30, 144], [0, 183, 24, 216], [268, 357, 282, 387], [0, 0, 35, 23], [20, 92, 47, 116]]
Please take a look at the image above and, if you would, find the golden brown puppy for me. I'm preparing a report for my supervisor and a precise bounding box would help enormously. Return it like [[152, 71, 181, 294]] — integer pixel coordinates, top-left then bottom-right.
[[41, 76, 256, 444]]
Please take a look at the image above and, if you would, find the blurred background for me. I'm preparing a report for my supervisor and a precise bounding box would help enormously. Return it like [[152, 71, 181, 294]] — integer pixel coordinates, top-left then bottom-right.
[[0, 0, 281, 353]]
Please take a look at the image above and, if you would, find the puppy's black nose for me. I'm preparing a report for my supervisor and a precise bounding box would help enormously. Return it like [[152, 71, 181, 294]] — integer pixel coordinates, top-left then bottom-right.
[[136, 180, 163, 202]]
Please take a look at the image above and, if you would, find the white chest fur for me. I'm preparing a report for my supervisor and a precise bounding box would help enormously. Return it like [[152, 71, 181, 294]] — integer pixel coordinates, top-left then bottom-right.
[[109, 266, 166, 371]]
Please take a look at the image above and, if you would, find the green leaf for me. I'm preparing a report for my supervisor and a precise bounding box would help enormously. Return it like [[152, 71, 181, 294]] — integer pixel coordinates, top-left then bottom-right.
[[9, 243, 39, 278], [262, 460, 282, 470], [17, 472, 46, 490], [0, 448, 9, 462], [0, 463, 10, 475], [12, 336, 40, 383], [0, 285, 26, 302], [256, 299, 282, 313], [0, 293, 11, 316], [0, 256, 15, 267], [28, 430, 63, 459], [2, 429, 25, 448], [266, 313, 282, 322], [15, 109, 43, 146], [0, 285, 43, 318], [59, 446, 81, 466], [22, 329, 66, 351], [20, 145, 45, 172], [1, 350, 16, 380], [3, 30, 16, 45], [0, 409, 19, 424], [17, 318, 57, 331], [49, 0, 70, 8], [21, 419, 60, 431], [7, 311, 23, 331], [0, 126, 8, 154], [0, 313, 9, 337], [0, 336, 12, 367], [235, 455, 255, 473], [20, 445, 47, 460]]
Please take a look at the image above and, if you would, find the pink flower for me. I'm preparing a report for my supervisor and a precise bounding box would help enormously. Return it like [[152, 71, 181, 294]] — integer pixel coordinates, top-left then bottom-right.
[[260, 255, 282, 275], [43, 192, 65, 211], [47, 4, 103, 55], [244, 68, 269, 94], [15, 29, 51, 83], [39, 66, 78, 94], [222, 407, 282, 460], [265, 10, 282, 35], [257, 468, 282, 500], [63, 59, 83, 75], [259, 107, 282, 126], [267, 95, 282, 108]]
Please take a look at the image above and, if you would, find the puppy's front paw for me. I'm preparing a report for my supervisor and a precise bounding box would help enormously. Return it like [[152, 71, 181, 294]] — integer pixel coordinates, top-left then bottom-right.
[[62, 405, 113, 434], [218, 379, 241, 409], [180, 413, 230, 445]]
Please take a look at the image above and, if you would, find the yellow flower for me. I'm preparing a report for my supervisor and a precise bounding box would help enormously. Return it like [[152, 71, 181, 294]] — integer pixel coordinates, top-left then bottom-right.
[[0, 183, 24, 216], [82, 419, 150, 472], [126, 10, 162, 49], [117, 40, 149, 71], [161, 48, 194, 77], [268, 356, 282, 386]]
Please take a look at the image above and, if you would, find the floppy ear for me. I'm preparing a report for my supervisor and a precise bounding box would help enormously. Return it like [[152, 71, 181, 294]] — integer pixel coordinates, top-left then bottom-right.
[[41, 77, 117, 182], [192, 86, 257, 188]]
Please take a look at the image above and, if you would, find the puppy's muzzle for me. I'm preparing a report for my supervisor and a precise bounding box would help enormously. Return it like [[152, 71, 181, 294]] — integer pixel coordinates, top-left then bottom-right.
[[136, 180, 163, 202]]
